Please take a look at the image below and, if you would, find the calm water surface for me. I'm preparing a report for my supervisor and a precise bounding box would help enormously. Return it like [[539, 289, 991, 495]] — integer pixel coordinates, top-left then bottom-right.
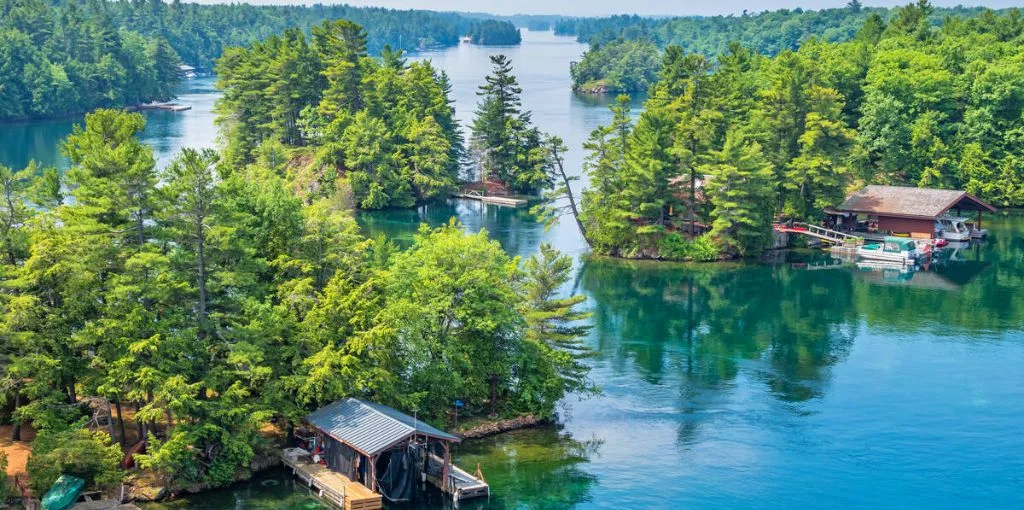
[[5, 30, 1023, 510]]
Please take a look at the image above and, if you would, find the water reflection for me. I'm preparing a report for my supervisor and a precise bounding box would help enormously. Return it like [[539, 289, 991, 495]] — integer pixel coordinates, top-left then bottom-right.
[[580, 259, 857, 405]]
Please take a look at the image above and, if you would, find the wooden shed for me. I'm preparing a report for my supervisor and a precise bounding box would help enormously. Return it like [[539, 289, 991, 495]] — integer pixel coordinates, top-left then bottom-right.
[[828, 185, 996, 238], [286, 398, 488, 508]]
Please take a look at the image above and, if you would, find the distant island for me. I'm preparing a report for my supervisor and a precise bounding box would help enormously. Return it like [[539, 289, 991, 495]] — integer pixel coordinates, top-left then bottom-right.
[[466, 20, 523, 45]]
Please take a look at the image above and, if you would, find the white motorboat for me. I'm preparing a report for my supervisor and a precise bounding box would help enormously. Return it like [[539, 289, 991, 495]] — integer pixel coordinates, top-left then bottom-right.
[[857, 236, 918, 264], [936, 216, 972, 241]]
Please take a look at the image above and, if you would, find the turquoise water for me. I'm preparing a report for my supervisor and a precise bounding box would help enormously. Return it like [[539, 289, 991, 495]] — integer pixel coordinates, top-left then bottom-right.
[[5, 30, 1023, 510]]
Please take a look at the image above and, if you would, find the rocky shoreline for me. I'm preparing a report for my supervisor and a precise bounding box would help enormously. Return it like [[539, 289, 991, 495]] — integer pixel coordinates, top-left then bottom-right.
[[458, 414, 546, 439]]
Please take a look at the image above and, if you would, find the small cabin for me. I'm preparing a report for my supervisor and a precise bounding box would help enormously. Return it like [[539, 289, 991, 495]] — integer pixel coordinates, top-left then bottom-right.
[[285, 398, 488, 508], [827, 185, 996, 239]]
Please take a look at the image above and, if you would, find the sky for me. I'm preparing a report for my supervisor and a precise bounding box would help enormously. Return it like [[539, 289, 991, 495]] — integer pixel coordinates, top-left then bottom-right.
[[200, 0, 1022, 17]]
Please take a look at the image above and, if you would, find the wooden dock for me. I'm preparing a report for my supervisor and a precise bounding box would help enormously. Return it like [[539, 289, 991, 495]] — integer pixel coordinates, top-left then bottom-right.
[[135, 102, 192, 112], [452, 191, 529, 207], [281, 448, 382, 510], [425, 452, 490, 501]]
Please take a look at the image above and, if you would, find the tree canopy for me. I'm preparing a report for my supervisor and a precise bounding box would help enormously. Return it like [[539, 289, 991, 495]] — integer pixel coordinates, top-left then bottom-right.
[[215, 20, 464, 210], [562, 3, 1017, 94], [0, 0, 491, 122], [0, 109, 592, 493], [577, 2, 1024, 260]]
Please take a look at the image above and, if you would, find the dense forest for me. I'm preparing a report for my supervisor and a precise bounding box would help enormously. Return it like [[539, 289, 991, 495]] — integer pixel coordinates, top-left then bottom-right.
[[0, 104, 593, 494], [214, 20, 464, 210], [467, 20, 523, 45], [216, 19, 567, 207], [561, 1, 1004, 93], [575, 2, 1024, 260], [0, 0, 181, 121], [0, 0, 496, 122]]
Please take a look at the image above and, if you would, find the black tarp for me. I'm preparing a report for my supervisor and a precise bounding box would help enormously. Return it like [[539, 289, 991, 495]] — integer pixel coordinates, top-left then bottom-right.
[[375, 446, 417, 502], [322, 435, 357, 479]]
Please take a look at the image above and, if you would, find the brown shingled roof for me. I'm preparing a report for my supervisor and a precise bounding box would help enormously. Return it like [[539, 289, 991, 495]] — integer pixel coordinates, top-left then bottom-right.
[[834, 185, 996, 219]]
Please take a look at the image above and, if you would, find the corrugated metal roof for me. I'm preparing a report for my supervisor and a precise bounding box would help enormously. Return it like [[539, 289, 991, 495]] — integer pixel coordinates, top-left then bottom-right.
[[306, 398, 459, 456], [835, 185, 995, 219]]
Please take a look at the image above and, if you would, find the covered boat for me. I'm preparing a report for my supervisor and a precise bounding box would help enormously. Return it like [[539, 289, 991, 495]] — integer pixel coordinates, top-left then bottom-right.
[[41, 475, 85, 510], [857, 236, 917, 264], [937, 216, 972, 241]]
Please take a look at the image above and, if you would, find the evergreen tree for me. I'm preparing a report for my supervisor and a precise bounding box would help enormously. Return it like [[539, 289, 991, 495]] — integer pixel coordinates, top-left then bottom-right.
[[784, 86, 855, 219], [522, 244, 595, 401], [470, 55, 549, 194], [702, 131, 776, 257]]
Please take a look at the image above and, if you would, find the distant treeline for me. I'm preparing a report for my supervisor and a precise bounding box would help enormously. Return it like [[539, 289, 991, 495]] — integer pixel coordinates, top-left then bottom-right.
[[0, 0, 503, 122], [560, 2, 1013, 93], [461, 13, 566, 32], [467, 20, 523, 45]]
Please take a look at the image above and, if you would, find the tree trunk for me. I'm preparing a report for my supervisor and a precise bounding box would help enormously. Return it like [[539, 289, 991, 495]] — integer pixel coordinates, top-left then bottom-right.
[[137, 401, 147, 444], [489, 374, 498, 417], [554, 151, 590, 247], [165, 408, 174, 436], [690, 166, 697, 237], [67, 381, 77, 405], [12, 391, 21, 441], [105, 397, 116, 443], [196, 217, 208, 339], [115, 399, 127, 447]]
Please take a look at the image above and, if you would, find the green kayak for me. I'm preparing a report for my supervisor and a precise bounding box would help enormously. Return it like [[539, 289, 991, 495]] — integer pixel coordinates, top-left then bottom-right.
[[41, 475, 85, 510]]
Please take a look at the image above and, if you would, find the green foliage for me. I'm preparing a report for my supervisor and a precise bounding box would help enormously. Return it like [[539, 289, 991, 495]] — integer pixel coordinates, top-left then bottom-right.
[[579, 3, 1024, 263], [0, 108, 593, 491], [26, 427, 122, 495], [657, 233, 719, 262], [520, 244, 596, 416], [467, 20, 522, 45], [703, 132, 776, 257], [470, 55, 552, 194], [560, 4, 1010, 103], [0, 0, 503, 121], [0, 451, 8, 502], [215, 20, 462, 209], [0, 0, 180, 121], [570, 39, 662, 94]]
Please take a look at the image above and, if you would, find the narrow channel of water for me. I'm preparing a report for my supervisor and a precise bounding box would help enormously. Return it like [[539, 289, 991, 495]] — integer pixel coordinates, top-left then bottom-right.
[[4, 30, 1023, 510]]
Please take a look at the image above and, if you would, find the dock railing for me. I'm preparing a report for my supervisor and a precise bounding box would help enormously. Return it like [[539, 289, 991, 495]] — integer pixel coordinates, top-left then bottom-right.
[[774, 222, 863, 245]]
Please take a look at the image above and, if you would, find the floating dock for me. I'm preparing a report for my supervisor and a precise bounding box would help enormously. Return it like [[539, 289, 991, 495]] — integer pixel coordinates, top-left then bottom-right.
[[135, 102, 192, 112], [281, 448, 382, 510], [452, 191, 528, 207]]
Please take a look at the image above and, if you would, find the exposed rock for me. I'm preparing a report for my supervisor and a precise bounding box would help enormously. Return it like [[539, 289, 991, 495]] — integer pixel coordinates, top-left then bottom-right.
[[459, 415, 545, 439], [129, 484, 167, 502]]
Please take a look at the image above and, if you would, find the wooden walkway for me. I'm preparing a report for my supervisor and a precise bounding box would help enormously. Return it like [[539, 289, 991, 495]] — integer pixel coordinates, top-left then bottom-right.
[[774, 222, 863, 245], [452, 190, 529, 207], [281, 449, 382, 510]]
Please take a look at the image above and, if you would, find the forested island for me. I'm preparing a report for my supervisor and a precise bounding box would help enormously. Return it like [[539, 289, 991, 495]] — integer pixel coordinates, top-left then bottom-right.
[[1, 0, 1024, 505], [0, 111, 591, 497], [0, 0, 492, 122], [466, 20, 523, 45], [0, 12, 594, 497], [572, 1, 1024, 260], [562, 1, 1009, 93]]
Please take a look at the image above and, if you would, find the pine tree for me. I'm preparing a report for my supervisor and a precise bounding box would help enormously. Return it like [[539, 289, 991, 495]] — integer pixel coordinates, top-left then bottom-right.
[[702, 131, 776, 257], [522, 244, 595, 398], [784, 86, 855, 219], [470, 55, 547, 194]]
